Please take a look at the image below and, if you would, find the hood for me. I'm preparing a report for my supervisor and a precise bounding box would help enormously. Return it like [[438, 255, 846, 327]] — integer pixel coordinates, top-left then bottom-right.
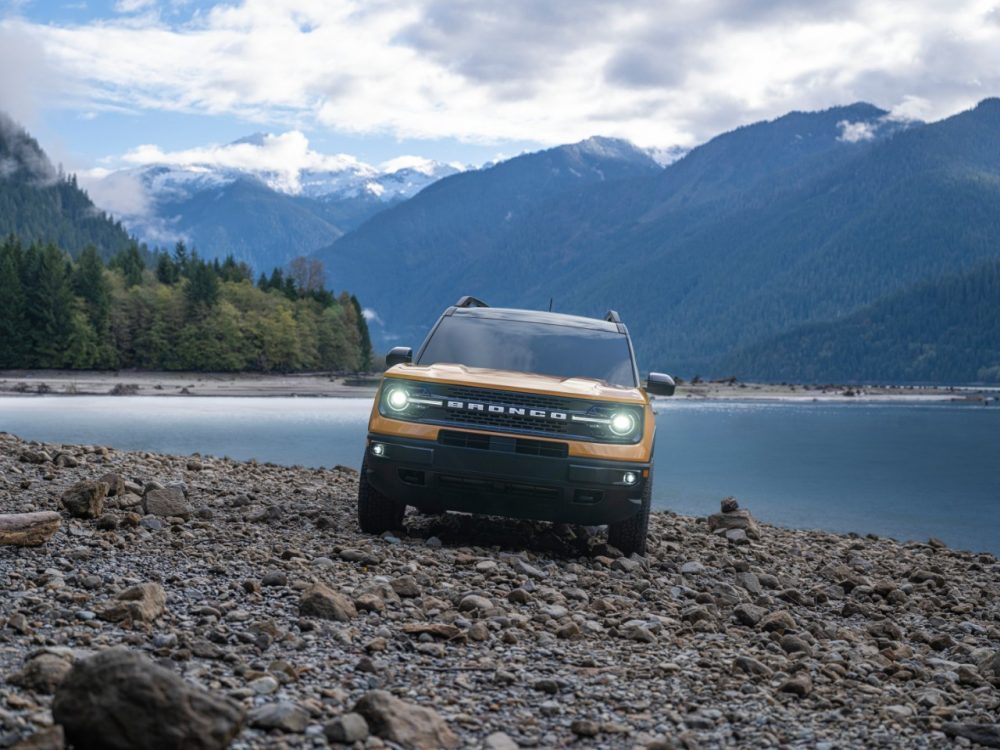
[[385, 363, 645, 404]]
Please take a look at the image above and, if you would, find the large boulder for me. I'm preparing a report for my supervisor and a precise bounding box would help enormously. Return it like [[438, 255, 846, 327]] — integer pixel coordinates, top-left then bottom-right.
[[143, 487, 192, 519], [706, 498, 761, 540], [299, 583, 357, 622], [98, 583, 166, 625], [60, 481, 108, 519], [354, 690, 459, 750], [52, 648, 243, 750]]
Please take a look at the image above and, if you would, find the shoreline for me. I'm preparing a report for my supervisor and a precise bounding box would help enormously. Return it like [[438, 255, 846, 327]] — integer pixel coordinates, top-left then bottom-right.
[[1, 433, 998, 749], [1, 369, 996, 403]]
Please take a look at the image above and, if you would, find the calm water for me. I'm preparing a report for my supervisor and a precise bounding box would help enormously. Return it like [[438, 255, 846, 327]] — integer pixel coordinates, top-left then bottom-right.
[[2, 396, 998, 554]]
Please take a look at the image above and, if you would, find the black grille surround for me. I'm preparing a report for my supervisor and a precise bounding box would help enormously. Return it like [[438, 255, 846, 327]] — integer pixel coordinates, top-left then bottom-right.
[[379, 379, 644, 444]]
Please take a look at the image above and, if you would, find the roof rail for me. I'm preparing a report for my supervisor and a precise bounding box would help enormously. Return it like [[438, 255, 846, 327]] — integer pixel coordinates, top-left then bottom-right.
[[455, 296, 489, 308], [604, 310, 622, 323]]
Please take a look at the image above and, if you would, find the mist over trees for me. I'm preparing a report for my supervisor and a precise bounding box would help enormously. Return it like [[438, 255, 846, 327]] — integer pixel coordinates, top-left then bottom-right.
[[0, 236, 372, 372]]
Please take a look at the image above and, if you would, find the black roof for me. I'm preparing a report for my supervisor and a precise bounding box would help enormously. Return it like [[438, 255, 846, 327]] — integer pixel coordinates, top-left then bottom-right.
[[449, 305, 623, 333]]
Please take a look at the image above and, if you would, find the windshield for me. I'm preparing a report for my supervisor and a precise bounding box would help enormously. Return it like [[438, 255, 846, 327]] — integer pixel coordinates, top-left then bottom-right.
[[417, 315, 637, 387]]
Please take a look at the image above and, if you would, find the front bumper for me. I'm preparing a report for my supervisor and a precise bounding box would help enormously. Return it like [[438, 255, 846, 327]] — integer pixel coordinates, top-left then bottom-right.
[[365, 432, 649, 525]]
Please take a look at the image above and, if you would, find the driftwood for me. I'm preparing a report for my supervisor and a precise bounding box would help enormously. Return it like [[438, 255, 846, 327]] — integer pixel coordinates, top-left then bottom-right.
[[0, 511, 61, 546]]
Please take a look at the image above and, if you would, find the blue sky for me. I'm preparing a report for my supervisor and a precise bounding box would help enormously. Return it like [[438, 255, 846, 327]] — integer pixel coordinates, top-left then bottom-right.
[[3, 0, 1000, 178]]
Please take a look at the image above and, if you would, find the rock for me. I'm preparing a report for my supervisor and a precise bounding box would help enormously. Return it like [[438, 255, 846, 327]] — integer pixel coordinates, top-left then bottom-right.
[[299, 583, 357, 621], [516, 559, 546, 578], [680, 561, 706, 575], [458, 594, 493, 612], [98, 472, 126, 497], [780, 635, 812, 656], [733, 603, 766, 627], [390, 575, 421, 597], [721, 496, 739, 512], [248, 702, 309, 733], [734, 571, 763, 595], [507, 588, 531, 604], [10, 726, 64, 750], [60, 480, 108, 519], [726, 528, 749, 544], [354, 690, 460, 750], [52, 648, 243, 750], [706, 508, 761, 539], [759, 610, 796, 632], [778, 673, 812, 697], [143, 487, 191, 519], [19, 449, 51, 464], [325, 712, 370, 743], [261, 570, 287, 587], [484, 730, 519, 749], [943, 723, 1000, 748], [98, 582, 166, 624], [570, 719, 600, 737], [0, 511, 61, 546], [732, 655, 772, 678], [249, 675, 279, 695], [8, 652, 73, 694]]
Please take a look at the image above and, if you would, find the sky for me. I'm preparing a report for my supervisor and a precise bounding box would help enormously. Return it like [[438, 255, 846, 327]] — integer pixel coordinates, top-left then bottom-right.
[[3, 0, 1000, 179]]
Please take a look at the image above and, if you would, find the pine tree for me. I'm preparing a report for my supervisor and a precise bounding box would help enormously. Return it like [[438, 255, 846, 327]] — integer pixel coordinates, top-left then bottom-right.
[[350, 294, 372, 370], [23, 243, 75, 367], [156, 252, 178, 285], [185, 259, 220, 313], [0, 237, 27, 366]]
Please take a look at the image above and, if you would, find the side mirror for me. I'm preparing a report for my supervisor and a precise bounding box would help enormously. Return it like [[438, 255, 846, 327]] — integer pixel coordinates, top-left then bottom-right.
[[646, 372, 676, 397], [385, 346, 413, 369]]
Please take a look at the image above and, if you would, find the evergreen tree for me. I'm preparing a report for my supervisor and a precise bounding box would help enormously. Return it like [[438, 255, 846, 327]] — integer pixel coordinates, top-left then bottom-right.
[[350, 294, 373, 370], [173, 240, 189, 277], [0, 237, 27, 367], [185, 259, 220, 313], [112, 243, 145, 287], [23, 243, 75, 367], [156, 252, 178, 285]]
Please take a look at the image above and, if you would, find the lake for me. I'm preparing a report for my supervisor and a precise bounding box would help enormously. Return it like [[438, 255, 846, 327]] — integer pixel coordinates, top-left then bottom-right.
[[2, 396, 998, 555]]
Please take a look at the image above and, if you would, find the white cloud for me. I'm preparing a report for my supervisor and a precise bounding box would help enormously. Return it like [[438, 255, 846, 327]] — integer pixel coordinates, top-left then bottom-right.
[[8, 1, 1000, 149], [837, 120, 878, 142], [114, 0, 156, 12], [119, 130, 372, 193], [378, 155, 440, 175]]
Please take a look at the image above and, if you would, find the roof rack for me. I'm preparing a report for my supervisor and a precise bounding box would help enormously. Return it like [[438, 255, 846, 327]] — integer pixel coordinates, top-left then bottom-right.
[[604, 310, 622, 323], [455, 296, 489, 308]]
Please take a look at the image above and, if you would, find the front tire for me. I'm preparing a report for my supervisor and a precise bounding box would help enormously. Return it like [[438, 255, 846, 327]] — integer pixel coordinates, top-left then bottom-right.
[[358, 456, 405, 534], [607, 466, 652, 556]]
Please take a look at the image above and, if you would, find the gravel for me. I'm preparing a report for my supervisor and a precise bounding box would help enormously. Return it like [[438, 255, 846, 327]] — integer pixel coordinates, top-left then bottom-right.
[[1, 431, 998, 749]]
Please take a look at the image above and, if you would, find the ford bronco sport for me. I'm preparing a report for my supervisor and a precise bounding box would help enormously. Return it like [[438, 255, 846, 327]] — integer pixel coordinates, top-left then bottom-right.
[[359, 297, 675, 555]]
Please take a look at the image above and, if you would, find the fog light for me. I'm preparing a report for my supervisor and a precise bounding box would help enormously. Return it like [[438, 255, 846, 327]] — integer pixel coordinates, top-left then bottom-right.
[[371, 443, 385, 457], [623, 471, 638, 486]]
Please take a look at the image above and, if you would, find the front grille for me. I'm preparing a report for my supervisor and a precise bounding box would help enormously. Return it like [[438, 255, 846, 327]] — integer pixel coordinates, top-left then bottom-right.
[[438, 430, 568, 458], [443, 385, 567, 411], [438, 474, 561, 501]]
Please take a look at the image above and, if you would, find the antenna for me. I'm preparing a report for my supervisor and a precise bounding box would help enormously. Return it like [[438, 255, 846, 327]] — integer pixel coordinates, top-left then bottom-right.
[[548, 297, 553, 312]]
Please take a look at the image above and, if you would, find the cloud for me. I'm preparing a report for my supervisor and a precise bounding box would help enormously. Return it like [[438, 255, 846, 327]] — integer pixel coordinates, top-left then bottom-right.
[[0, 24, 58, 126], [118, 131, 372, 193], [77, 167, 151, 217], [837, 120, 878, 142], [10, 1, 1000, 150], [115, 0, 156, 12]]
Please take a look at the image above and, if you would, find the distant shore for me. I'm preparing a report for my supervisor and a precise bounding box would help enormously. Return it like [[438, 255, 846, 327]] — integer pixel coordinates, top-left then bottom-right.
[[0, 369, 996, 402]]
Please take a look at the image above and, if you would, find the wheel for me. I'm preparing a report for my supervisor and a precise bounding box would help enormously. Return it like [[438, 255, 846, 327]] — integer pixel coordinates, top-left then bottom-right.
[[357, 456, 405, 534], [607, 465, 652, 556]]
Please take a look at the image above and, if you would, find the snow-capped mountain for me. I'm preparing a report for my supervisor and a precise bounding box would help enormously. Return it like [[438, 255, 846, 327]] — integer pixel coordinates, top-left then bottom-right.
[[81, 133, 464, 273]]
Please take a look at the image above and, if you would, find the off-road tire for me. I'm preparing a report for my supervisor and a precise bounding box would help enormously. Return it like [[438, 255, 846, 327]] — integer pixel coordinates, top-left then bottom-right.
[[357, 456, 405, 533], [607, 465, 652, 556]]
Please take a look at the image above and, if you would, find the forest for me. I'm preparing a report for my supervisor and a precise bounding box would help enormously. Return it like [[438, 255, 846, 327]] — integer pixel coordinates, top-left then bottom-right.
[[0, 236, 372, 373]]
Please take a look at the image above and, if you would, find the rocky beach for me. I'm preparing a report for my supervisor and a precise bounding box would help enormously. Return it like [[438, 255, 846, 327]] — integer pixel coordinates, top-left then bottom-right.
[[1, 431, 998, 749]]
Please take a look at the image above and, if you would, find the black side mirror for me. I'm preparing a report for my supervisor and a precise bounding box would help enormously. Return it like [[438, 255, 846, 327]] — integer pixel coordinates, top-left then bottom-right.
[[385, 346, 413, 369], [646, 372, 676, 397]]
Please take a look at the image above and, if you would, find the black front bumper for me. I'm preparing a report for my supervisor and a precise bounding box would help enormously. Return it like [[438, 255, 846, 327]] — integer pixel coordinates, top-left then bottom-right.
[[365, 433, 648, 525]]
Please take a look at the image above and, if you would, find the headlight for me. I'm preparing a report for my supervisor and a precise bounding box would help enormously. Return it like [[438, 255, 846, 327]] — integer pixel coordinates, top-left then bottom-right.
[[385, 388, 410, 411], [609, 411, 637, 436]]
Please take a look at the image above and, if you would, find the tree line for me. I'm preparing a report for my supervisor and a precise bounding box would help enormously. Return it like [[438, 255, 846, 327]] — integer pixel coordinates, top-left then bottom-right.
[[0, 236, 373, 372]]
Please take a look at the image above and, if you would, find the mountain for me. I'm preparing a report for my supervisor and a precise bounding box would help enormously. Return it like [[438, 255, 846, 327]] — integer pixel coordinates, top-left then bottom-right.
[[314, 100, 1000, 383], [720, 261, 1000, 384], [85, 140, 461, 271], [0, 113, 133, 259], [313, 136, 664, 343]]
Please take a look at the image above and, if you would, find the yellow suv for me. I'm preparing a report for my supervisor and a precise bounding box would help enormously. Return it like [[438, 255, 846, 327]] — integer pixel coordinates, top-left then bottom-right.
[[359, 297, 675, 555]]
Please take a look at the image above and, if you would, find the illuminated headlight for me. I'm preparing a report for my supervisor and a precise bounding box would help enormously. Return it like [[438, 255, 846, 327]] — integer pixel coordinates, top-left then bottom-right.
[[371, 443, 385, 457], [385, 388, 410, 411], [609, 411, 637, 436], [623, 471, 638, 486]]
